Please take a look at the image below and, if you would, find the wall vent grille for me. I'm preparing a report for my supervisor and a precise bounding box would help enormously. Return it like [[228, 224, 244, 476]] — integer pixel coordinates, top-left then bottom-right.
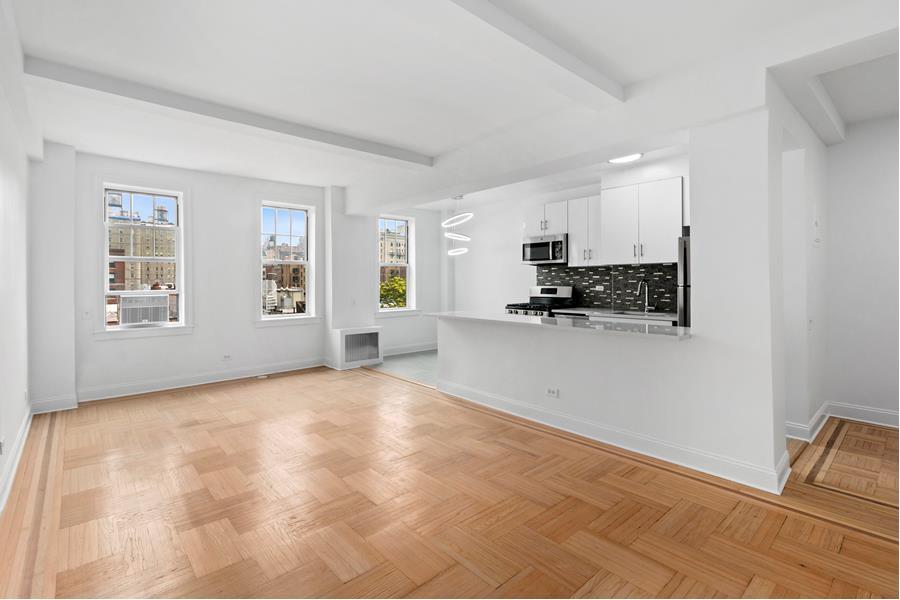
[[344, 331, 380, 363]]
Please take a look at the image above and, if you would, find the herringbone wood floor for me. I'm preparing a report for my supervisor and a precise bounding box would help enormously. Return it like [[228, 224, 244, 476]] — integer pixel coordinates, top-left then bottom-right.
[[0, 367, 897, 598]]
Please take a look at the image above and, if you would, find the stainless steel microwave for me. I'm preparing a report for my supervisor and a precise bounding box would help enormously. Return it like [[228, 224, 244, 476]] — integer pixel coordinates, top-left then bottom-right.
[[522, 234, 567, 265]]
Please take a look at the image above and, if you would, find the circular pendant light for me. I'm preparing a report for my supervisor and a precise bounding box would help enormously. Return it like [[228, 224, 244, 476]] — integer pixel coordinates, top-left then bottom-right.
[[441, 212, 474, 228], [444, 232, 471, 242]]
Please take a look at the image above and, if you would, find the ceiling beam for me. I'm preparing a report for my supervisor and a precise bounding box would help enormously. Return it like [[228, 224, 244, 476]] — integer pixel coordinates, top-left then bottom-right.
[[807, 76, 846, 144], [449, 0, 625, 108], [24, 56, 434, 168]]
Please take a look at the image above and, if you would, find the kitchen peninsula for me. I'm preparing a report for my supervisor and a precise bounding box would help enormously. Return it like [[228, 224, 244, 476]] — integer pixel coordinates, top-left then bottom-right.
[[433, 290, 788, 495]]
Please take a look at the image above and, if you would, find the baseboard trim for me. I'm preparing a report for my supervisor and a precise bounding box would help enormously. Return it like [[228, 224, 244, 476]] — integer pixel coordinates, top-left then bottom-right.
[[383, 342, 437, 357], [78, 358, 326, 402], [438, 379, 785, 494], [786, 401, 897, 441], [30, 393, 78, 414], [0, 411, 32, 514], [774, 450, 791, 494], [785, 403, 828, 442], [827, 401, 899, 428]]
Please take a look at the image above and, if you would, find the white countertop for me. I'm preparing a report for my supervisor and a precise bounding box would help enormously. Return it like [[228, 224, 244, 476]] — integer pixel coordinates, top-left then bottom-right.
[[430, 311, 690, 339]]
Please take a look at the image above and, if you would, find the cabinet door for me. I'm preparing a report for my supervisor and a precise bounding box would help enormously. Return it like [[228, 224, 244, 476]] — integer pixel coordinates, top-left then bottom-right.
[[586, 195, 604, 265], [567, 197, 589, 266], [543, 200, 568, 235], [598, 185, 639, 265], [638, 177, 683, 264], [521, 203, 546, 238]]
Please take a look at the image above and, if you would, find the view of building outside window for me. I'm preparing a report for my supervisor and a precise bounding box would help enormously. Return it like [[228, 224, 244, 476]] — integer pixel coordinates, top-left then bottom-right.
[[261, 205, 309, 316], [105, 189, 180, 327], [378, 217, 409, 309]]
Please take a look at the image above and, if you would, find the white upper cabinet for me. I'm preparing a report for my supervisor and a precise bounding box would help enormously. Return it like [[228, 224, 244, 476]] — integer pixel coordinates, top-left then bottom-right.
[[567, 196, 590, 266], [598, 185, 640, 265], [637, 177, 683, 264], [522, 203, 547, 238], [543, 200, 568, 235], [567, 195, 605, 266], [522, 200, 568, 238]]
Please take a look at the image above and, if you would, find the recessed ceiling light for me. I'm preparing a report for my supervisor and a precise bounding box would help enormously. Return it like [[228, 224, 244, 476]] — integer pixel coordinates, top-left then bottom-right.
[[444, 232, 471, 242], [441, 212, 474, 228], [608, 153, 643, 164], [447, 247, 469, 256]]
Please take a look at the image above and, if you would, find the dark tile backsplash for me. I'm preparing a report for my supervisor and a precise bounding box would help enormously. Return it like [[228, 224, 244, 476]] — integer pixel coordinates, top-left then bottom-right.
[[536, 263, 678, 313]]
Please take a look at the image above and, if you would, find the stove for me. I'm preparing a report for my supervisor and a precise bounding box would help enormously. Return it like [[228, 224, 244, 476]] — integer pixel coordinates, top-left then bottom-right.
[[505, 286, 574, 317]]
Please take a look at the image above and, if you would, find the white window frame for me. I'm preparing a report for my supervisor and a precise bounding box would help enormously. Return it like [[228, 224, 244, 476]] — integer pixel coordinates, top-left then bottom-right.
[[102, 183, 185, 332], [377, 215, 416, 313], [259, 200, 316, 322]]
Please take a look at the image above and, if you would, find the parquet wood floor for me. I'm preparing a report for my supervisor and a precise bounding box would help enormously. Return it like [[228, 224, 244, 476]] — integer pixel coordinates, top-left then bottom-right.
[[0, 367, 897, 598]]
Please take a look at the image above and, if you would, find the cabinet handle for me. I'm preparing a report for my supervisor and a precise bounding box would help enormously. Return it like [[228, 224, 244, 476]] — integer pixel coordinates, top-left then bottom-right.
[[582, 249, 587, 260], [640, 243, 644, 257], [633, 244, 637, 257], [588, 249, 592, 260]]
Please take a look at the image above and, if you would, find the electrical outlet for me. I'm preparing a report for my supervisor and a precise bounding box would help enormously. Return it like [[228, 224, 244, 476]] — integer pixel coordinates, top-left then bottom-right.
[[546, 387, 560, 399]]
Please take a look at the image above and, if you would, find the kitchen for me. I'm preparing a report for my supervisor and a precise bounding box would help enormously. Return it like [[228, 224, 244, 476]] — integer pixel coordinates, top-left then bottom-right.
[[511, 166, 689, 332]]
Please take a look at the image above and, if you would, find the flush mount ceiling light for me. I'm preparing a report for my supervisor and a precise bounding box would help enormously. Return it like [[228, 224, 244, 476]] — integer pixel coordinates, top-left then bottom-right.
[[441, 212, 474, 228], [608, 153, 643, 164], [444, 232, 471, 242], [447, 247, 469, 256]]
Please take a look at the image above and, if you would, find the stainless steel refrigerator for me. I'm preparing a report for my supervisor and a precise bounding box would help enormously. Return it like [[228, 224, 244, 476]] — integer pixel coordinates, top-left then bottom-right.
[[677, 226, 691, 327]]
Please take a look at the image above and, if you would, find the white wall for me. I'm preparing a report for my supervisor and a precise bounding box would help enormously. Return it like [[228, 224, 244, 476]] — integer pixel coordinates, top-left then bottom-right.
[[24, 153, 444, 401], [71, 153, 327, 400], [767, 75, 829, 441], [452, 153, 689, 312], [325, 188, 441, 359], [0, 0, 33, 509], [823, 117, 899, 424], [28, 142, 77, 412]]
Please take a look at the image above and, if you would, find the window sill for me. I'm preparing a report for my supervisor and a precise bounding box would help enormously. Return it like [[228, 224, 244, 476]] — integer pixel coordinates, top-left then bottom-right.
[[255, 315, 322, 328], [94, 324, 193, 340], [375, 309, 421, 319]]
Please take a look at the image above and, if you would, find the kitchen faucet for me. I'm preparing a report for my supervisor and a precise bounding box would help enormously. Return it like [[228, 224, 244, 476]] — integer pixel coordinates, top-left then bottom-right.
[[636, 279, 650, 313]]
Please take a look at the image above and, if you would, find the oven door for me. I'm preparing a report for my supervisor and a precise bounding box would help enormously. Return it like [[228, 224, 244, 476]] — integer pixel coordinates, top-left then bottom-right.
[[522, 235, 567, 264]]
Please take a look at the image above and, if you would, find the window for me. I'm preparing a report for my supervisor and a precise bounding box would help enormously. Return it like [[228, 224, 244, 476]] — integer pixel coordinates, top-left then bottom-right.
[[378, 216, 414, 310], [104, 187, 182, 329], [261, 204, 311, 318]]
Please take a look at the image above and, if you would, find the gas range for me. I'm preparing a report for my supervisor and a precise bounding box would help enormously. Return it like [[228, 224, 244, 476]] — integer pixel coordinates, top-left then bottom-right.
[[505, 286, 574, 317], [505, 302, 556, 317]]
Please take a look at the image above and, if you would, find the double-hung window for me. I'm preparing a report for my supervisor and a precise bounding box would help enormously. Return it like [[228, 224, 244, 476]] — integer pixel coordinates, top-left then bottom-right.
[[104, 186, 182, 329], [378, 216, 414, 310], [261, 204, 311, 318]]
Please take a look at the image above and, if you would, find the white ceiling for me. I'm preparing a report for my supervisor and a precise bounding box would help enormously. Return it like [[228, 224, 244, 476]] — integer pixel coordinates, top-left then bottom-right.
[[11, 0, 899, 207], [490, 0, 843, 85], [13, 0, 573, 157], [820, 53, 899, 125]]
